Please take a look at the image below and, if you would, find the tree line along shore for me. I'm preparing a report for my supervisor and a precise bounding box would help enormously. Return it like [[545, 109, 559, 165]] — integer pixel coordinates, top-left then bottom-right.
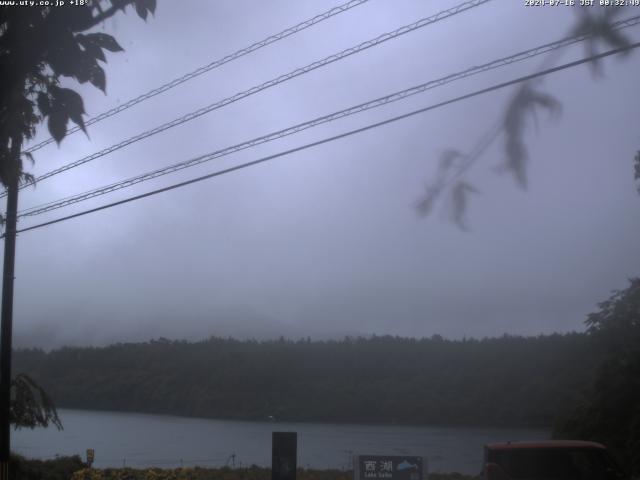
[[14, 333, 598, 428]]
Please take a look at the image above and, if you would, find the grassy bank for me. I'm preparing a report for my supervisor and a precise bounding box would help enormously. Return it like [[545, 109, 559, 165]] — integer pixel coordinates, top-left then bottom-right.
[[11, 454, 85, 480], [11, 455, 478, 480], [70, 467, 477, 480]]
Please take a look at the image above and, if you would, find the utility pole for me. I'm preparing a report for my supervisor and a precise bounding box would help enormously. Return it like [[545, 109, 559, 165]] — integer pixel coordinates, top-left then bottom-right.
[[0, 176, 19, 480]]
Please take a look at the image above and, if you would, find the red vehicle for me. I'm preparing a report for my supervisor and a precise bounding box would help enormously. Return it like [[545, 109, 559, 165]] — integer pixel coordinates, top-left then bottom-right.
[[482, 440, 628, 480]]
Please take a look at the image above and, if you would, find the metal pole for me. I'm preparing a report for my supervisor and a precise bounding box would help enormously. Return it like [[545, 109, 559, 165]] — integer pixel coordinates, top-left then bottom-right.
[[0, 177, 19, 480]]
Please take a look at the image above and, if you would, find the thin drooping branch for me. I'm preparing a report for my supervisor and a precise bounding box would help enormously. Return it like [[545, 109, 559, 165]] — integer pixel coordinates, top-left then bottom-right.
[[416, 9, 636, 229], [10, 374, 62, 430]]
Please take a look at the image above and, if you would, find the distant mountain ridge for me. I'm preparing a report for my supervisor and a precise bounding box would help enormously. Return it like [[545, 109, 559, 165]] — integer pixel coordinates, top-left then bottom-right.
[[13, 333, 600, 427]]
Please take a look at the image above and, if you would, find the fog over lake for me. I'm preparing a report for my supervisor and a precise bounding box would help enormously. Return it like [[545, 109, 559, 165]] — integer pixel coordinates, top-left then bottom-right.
[[12, 0, 640, 349], [4, 0, 640, 476]]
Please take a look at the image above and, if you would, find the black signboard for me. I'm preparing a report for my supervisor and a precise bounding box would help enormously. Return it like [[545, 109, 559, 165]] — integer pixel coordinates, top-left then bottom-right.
[[272, 432, 297, 480], [355, 455, 424, 480]]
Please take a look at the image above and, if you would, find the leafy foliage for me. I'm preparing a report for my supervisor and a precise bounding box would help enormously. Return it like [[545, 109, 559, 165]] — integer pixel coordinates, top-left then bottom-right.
[[0, 0, 156, 187], [415, 149, 462, 218], [15, 333, 600, 428], [450, 181, 480, 231], [10, 453, 85, 480], [1, 4, 153, 475], [5, 457, 485, 480], [554, 278, 640, 476], [69, 466, 477, 480], [416, 8, 635, 229], [500, 84, 561, 189], [570, 7, 633, 76], [584, 277, 640, 339], [8, 457, 475, 480], [10, 373, 62, 430], [416, 149, 481, 229]]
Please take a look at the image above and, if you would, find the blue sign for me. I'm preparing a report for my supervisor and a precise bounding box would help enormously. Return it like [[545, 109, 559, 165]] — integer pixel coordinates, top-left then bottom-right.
[[355, 455, 424, 480]]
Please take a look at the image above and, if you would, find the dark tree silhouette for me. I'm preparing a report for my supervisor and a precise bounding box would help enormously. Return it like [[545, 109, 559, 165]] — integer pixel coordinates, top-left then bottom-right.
[[0, 0, 156, 442], [13, 333, 600, 428], [570, 6, 633, 76], [10, 374, 61, 430], [554, 278, 640, 476], [0, 0, 156, 189]]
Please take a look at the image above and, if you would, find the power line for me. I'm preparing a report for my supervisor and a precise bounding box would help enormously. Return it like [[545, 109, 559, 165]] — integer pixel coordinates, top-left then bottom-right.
[[17, 14, 640, 219], [23, 0, 372, 154], [8, 0, 492, 198], [9, 40, 639, 238]]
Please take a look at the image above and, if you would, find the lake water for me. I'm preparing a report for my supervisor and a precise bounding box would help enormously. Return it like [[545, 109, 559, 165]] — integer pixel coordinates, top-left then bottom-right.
[[13, 409, 549, 474]]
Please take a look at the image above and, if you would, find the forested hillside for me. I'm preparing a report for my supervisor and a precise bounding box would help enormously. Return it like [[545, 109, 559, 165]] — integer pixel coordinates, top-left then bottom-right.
[[13, 333, 600, 427]]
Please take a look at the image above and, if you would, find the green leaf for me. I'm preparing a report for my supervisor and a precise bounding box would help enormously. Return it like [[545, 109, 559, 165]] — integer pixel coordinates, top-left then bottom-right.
[[415, 185, 441, 218], [72, 52, 98, 84], [146, 0, 157, 14], [10, 373, 62, 430], [439, 149, 463, 173], [502, 84, 561, 188], [80, 32, 123, 53], [451, 181, 480, 231], [570, 10, 633, 76], [54, 87, 84, 112], [45, 31, 84, 77], [135, 0, 149, 20], [20, 172, 36, 187], [23, 151, 35, 166], [54, 88, 86, 133], [48, 110, 67, 144], [36, 92, 51, 116], [81, 41, 106, 62], [88, 64, 106, 93]]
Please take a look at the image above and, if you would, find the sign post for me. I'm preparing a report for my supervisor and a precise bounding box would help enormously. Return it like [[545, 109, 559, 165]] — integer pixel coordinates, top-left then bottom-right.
[[86, 449, 94, 467], [354, 455, 425, 480]]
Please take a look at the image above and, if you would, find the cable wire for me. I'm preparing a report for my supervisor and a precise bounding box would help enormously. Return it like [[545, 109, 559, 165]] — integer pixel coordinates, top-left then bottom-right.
[[17, 14, 640, 219], [9, 40, 639, 238], [8, 0, 492, 198], [23, 0, 372, 154]]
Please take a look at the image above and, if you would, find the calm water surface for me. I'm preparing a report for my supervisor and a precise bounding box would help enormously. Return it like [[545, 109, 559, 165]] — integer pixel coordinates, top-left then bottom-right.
[[14, 409, 549, 474]]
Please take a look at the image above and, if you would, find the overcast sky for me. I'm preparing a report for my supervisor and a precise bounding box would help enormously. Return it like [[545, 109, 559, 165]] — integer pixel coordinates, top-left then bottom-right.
[[7, 0, 640, 349]]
